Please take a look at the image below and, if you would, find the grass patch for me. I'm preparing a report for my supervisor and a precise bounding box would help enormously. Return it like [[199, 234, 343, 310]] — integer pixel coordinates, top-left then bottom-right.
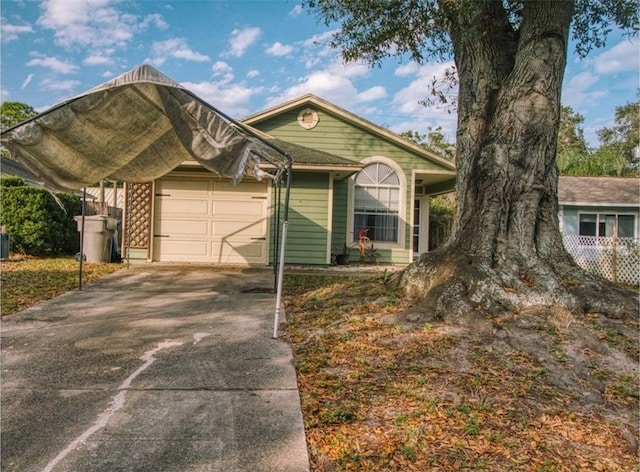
[[1, 255, 122, 315]]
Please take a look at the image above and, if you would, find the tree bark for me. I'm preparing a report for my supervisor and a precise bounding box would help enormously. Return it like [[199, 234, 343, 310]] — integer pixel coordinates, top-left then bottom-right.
[[396, 0, 638, 319]]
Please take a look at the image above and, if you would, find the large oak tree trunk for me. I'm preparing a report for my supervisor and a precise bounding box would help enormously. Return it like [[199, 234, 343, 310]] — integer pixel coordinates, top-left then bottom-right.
[[396, 1, 638, 319]]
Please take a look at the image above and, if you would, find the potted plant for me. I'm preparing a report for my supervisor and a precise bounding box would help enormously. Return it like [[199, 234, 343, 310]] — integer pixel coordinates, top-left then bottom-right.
[[335, 242, 351, 265], [333, 229, 375, 265]]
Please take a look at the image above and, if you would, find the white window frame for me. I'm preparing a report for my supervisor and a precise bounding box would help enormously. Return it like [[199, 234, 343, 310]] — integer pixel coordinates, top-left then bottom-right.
[[412, 195, 429, 258], [347, 156, 406, 248], [578, 212, 637, 239]]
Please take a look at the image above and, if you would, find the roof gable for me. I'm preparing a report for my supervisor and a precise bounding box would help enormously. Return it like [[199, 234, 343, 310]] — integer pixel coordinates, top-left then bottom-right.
[[242, 94, 455, 171], [558, 176, 639, 207]]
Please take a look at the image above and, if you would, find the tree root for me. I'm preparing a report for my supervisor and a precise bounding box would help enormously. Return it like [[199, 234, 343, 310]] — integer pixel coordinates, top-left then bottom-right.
[[389, 250, 639, 323]]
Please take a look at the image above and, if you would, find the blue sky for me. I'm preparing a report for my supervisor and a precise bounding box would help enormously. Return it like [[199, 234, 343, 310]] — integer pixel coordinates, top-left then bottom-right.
[[1, 0, 638, 147]]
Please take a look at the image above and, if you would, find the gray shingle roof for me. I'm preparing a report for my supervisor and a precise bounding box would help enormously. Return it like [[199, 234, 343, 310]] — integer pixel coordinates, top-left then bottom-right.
[[269, 139, 361, 167], [558, 176, 639, 206], [1, 156, 41, 187]]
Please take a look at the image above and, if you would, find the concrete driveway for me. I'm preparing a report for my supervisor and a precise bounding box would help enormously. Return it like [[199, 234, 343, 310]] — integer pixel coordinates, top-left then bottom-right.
[[1, 264, 309, 472]]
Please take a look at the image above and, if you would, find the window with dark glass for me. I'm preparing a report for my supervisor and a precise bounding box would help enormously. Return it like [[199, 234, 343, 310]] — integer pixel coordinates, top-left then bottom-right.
[[579, 213, 597, 236], [618, 215, 634, 238], [579, 213, 636, 238]]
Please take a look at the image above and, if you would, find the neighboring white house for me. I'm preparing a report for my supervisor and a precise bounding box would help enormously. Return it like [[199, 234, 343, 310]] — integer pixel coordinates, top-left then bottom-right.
[[558, 176, 639, 285]]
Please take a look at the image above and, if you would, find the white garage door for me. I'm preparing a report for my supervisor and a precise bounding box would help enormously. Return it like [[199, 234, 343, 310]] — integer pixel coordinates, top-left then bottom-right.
[[153, 175, 269, 264]]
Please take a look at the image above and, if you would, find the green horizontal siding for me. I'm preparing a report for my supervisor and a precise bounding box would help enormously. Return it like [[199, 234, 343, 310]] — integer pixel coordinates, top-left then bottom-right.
[[279, 172, 330, 265], [254, 103, 453, 265], [331, 179, 348, 254], [256, 109, 448, 172]]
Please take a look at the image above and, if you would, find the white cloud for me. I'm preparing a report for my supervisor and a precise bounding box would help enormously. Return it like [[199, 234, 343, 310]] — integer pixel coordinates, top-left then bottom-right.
[[148, 38, 210, 66], [266, 71, 358, 108], [27, 55, 79, 74], [40, 77, 82, 91], [266, 42, 294, 57], [304, 56, 321, 69], [263, 53, 378, 111], [212, 61, 234, 83], [83, 54, 112, 66], [302, 30, 336, 49], [36, 0, 167, 52], [594, 38, 640, 74], [561, 71, 606, 110], [390, 61, 458, 138], [393, 61, 457, 114], [289, 5, 303, 17], [1, 21, 33, 42], [561, 37, 638, 146], [246, 70, 260, 79], [173, 49, 210, 62], [38, 0, 111, 28], [357, 105, 381, 118], [328, 59, 369, 79], [212, 61, 232, 74], [302, 30, 338, 60], [357, 86, 386, 102], [394, 61, 420, 77], [21, 74, 34, 89], [140, 13, 169, 31], [38, 0, 129, 47], [180, 80, 261, 117], [225, 26, 261, 58], [593, 38, 639, 74]]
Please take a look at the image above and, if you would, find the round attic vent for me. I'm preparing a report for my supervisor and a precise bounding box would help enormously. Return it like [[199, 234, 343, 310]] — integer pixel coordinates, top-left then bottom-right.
[[297, 108, 319, 129]]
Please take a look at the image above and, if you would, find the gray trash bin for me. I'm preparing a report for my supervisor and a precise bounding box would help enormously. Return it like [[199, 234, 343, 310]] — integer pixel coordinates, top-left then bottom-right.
[[74, 215, 117, 263], [0, 233, 9, 260]]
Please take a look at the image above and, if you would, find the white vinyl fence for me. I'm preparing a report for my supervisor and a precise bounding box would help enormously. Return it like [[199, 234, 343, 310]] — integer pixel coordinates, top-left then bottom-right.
[[563, 235, 640, 286], [85, 186, 124, 209]]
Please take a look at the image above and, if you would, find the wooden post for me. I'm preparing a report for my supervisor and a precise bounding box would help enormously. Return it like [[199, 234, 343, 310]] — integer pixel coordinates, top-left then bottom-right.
[[612, 221, 618, 283]]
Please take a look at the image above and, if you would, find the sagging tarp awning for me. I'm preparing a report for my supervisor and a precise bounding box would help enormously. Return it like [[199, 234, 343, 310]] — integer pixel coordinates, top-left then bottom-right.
[[0, 64, 289, 191], [1, 64, 293, 338]]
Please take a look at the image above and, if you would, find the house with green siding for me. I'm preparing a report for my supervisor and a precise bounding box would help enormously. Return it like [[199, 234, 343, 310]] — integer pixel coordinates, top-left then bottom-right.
[[123, 94, 456, 266]]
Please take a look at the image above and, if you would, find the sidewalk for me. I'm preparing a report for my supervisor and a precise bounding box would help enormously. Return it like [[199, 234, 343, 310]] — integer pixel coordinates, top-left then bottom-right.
[[1, 264, 309, 472]]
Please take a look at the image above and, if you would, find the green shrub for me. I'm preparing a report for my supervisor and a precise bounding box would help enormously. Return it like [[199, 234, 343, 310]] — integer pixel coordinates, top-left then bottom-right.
[[0, 177, 82, 255], [429, 194, 456, 250], [0, 175, 26, 188]]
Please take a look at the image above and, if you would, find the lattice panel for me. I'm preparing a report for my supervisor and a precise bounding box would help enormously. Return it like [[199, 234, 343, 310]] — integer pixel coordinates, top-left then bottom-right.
[[125, 182, 153, 249], [563, 235, 640, 286]]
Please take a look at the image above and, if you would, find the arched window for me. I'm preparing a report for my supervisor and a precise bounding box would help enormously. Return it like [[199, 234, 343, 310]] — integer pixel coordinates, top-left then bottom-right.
[[353, 162, 400, 242]]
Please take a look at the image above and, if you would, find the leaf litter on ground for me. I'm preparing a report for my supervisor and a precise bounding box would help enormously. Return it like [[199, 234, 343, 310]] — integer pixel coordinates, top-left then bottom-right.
[[283, 272, 639, 472], [2, 261, 637, 470], [1, 255, 122, 316]]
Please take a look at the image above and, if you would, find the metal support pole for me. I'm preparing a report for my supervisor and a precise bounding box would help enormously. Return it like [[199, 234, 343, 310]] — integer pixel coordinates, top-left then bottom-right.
[[272, 164, 292, 339], [272, 220, 288, 338], [78, 188, 86, 290], [273, 177, 282, 291]]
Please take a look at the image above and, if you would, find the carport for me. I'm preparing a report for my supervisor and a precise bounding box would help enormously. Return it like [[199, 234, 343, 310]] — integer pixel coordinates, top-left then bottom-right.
[[0, 64, 292, 337]]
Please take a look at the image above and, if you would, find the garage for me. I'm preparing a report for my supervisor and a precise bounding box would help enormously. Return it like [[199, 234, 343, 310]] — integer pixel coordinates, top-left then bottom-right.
[[153, 173, 270, 264]]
